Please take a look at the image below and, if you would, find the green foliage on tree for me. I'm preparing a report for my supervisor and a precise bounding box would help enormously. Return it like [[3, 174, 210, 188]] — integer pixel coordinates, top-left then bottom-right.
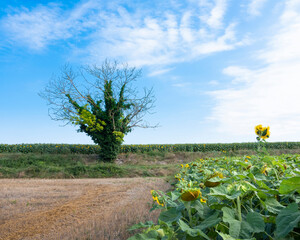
[[40, 60, 156, 162]]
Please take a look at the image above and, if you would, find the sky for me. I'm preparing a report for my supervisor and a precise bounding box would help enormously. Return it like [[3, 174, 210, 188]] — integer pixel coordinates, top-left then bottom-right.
[[0, 0, 300, 145]]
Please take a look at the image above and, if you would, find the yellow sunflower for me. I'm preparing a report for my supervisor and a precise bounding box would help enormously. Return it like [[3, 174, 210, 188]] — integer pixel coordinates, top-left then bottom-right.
[[255, 125, 270, 140], [261, 126, 270, 139], [151, 190, 164, 206], [255, 124, 263, 135]]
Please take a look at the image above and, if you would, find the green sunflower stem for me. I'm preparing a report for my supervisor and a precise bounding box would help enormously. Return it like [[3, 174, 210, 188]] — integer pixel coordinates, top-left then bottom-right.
[[185, 202, 193, 226], [237, 196, 242, 222], [188, 208, 193, 226], [273, 167, 280, 181]]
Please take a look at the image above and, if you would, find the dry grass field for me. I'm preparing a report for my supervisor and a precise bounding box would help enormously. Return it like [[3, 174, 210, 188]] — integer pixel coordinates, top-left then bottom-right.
[[0, 178, 170, 240]]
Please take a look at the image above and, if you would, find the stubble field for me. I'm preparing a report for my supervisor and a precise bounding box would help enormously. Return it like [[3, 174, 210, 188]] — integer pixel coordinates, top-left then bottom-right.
[[0, 178, 170, 240]]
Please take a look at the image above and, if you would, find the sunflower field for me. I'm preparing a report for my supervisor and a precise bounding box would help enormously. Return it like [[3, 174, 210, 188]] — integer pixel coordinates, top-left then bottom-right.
[[128, 154, 300, 239]]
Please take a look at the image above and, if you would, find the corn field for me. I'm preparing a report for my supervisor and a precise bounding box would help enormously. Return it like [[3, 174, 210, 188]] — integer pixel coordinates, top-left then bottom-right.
[[1, 142, 300, 154]]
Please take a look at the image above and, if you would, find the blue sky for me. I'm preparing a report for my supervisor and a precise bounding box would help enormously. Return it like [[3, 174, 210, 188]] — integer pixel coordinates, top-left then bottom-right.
[[1, 0, 300, 144]]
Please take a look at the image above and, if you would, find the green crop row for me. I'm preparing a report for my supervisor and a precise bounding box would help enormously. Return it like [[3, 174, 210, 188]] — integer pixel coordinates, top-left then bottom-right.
[[1, 142, 300, 154], [120, 142, 300, 153], [0, 144, 100, 154]]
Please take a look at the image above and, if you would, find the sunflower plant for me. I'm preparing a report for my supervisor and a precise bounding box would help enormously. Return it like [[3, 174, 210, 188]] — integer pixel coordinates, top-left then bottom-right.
[[255, 124, 270, 156]]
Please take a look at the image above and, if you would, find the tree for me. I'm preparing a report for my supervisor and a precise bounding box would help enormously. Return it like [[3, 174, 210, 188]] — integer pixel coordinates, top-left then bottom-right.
[[40, 60, 156, 162]]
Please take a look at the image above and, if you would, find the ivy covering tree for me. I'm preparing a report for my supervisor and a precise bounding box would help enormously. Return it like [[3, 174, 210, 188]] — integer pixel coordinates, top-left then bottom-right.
[[40, 60, 156, 162]]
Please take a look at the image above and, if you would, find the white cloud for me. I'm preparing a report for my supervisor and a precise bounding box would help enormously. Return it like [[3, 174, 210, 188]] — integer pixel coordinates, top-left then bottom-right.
[[0, 1, 99, 50], [259, 1, 300, 64], [2, 4, 63, 50], [172, 82, 191, 88], [209, 0, 300, 141], [192, 23, 242, 56], [148, 67, 174, 77], [222, 66, 254, 84], [206, 0, 228, 28], [0, 0, 245, 67], [248, 0, 268, 16], [85, 9, 244, 67]]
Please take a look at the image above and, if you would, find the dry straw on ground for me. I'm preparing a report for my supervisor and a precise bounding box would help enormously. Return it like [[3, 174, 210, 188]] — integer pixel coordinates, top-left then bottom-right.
[[0, 178, 170, 240]]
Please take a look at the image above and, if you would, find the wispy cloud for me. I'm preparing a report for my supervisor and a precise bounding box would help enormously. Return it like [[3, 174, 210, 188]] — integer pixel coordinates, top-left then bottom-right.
[[84, 5, 244, 67], [209, 0, 300, 141], [200, 0, 228, 28], [148, 67, 174, 77], [222, 66, 254, 84], [258, 0, 300, 64], [247, 0, 268, 16], [0, 0, 245, 66], [0, 1, 99, 51], [172, 82, 192, 88]]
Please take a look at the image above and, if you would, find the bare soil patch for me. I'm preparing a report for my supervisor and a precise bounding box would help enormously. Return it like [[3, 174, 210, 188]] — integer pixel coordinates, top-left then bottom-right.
[[0, 178, 170, 240]]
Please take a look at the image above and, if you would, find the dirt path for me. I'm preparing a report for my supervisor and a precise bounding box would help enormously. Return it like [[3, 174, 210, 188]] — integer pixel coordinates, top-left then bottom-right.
[[0, 178, 169, 240]]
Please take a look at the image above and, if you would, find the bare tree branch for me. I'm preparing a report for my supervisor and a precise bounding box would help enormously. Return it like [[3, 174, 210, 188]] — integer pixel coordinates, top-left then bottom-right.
[[39, 59, 157, 130]]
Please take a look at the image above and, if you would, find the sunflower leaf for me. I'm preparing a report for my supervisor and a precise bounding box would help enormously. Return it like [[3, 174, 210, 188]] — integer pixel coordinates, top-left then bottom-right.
[[275, 203, 300, 239]]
